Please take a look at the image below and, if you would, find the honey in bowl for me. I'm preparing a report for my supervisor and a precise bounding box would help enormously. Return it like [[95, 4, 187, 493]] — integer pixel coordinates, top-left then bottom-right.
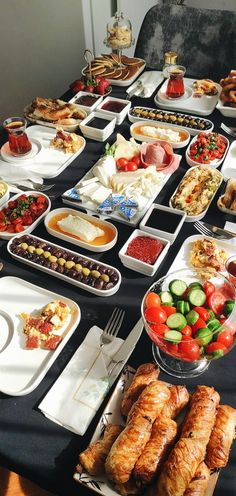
[[48, 212, 115, 246]]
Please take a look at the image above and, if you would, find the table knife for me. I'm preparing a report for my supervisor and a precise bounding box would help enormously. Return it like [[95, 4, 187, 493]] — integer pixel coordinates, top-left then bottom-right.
[[200, 221, 236, 239], [107, 317, 143, 375]]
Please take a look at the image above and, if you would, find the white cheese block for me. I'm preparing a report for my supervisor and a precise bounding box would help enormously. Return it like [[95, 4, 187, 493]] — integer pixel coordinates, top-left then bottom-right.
[[77, 182, 100, 195], [91, 185, 112, 204], [93, 155, 116, 186], [57, 214, 104, 242], [80, 177, 99, 187]]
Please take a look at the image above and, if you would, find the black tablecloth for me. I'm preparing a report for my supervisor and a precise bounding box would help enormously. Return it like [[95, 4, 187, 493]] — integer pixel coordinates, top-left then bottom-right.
[[0, 84, 236, 496]]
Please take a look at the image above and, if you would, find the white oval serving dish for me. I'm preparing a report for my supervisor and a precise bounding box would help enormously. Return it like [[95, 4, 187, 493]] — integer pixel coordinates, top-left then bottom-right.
[[186, 132, 229, 168], [130, 121, 190, 149]]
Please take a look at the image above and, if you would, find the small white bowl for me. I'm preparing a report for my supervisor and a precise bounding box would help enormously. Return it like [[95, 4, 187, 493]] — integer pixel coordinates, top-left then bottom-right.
[[139, 203, 186, 244], [79, 111, 116, 142], [119, 228, 170, 277], [0, 182, 9, 207], [216, 100, 236, 118], [0, 191, 51, 239], [96, 97, 131, 125], [69, 91, 103, 114], [186, 132, 229, 168], [130, 121, 190, 149], [44, 207, 118, 252]]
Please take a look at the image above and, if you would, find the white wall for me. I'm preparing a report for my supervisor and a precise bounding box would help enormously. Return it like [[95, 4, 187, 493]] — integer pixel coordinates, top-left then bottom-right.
[[0, 0, 86, 121]]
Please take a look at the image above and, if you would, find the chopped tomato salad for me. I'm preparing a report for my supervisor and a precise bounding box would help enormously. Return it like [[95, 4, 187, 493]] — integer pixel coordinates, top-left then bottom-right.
[[0, 194, 48, 233], [189, 132, 227, 164]]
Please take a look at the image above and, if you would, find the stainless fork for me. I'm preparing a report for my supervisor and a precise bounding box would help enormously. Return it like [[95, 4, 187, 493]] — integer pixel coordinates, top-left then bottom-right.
[[13, 182, 55, 192], [100, 307, 125, 348], [220, 122, 236, 138], [193, 221, 227, 239]]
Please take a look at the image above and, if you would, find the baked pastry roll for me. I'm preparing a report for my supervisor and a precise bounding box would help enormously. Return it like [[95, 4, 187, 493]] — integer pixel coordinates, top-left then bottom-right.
[[120, 363, 160, 417], [78, 424, 123, 475], [133, 416, 177, 485], [205, 404, 236, 469], [105, 414, 152, 484], [114, 479, 140, 495], [162, 385, 189, 419], [127, 381, 170, 424], [181, 386, 220, 443], [184, 462, 210, 496], [155, 438, 206, 496]]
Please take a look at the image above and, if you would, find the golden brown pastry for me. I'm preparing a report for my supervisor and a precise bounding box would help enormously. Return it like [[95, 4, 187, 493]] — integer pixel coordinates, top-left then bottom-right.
[[120, 363, 160, 417], [127, 381, 170, 424], [78, 424, 123, 476], [105, 414, 152, 484], [133, 416, 177, 485], [155, 438, 206, 496], [161, 385, 189, 419], [181, 386, 220, 444], [205, 404, 236, 469], [184, 462, 210, 496], [114, 479, 140, 496]]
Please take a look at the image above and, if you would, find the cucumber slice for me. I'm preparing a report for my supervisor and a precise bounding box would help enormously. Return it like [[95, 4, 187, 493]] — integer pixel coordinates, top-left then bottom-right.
[[188, 282, 203, 290], [195, 328, 213, 346], [186, 310, 199, 325], [207, 318, 221, 331], [166, 312, 187, 330], [169, 279, 187, 297], [164, 330, 182, 343], [188, 288, 206, 307], [159, 291, 173, 305], [176, 300, 190, 314], [206, 309, 216, 320], [224, 300, 235, 316]]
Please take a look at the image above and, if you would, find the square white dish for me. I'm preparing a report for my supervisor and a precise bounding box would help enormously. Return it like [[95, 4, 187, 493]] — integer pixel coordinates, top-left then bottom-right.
[[0, 191, 51, 240], [96, 97, 131, 125], [8, 234, 121, 297], [118, 228, 170, 276], [130, 121, 190, 149], [0, 276, 80, 396], [69, 91, 103, 114], [44, 207, 118, 252], [139, 203, 186, 244], [216, 100, 236, 118], [0, 125, 86, 178], [185, 132, 229, 168], [169, 166, 223, 222], [128, 107, 214, 136], [220, 140, 236, 179], [154, 78, 221, 116], [79, 112, 116, 141]]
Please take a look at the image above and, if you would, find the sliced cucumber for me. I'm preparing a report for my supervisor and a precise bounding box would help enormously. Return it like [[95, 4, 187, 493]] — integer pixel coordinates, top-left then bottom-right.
[[224, 300, 235, 316], [164, 330, 182, 344], [206, 309, 216, 320], [177, 300, 190, 314], [188, 282, 203, 290], [207, 318, 221, 331], [186, 310, 199, 325], [188, 288, 206, 307], [159, 291, 173, 305], [166, 312, 187, 331], [169, 279, 187, 297], [195, 328, 213, 346]]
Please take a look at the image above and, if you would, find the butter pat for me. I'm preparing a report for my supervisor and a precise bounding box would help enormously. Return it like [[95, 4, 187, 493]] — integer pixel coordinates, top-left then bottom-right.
[[57, 214, 104, 242]]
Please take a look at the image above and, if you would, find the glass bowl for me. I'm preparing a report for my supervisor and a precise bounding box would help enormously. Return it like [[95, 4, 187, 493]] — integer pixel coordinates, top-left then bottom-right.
[[141, 268, 236, 378]]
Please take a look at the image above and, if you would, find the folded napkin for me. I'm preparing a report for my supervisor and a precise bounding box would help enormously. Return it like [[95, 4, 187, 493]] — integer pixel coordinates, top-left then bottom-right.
[[127, 71, 164, 98], [0, 157, 43, 187], [39, 326, 124, 436]]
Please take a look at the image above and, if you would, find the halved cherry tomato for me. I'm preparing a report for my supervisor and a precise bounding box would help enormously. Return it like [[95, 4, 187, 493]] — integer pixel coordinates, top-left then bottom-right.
[[144, 306, 167, 324], [145, 292, 161, 308], [166, 342, 179, 357], [208, 291, 226, 316], [150, 323, 169, 336], [15, 223, 25, 233], [193, 306, 210, 321], [203, 281, 215, 297], [217, 330, 234, 348], [205, 342, 227, 354], [178, 337, 200, 361], [181, 325, 192, 337], [160, 305, 177, 317], [191, 317, 207, 335]]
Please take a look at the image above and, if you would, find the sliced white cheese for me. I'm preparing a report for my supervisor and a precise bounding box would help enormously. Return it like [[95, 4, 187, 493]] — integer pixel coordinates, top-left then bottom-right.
[[57, 214, 104, 242], [90, 185, 112, 204], [92, 155, 116, 186], [79, 177, 99, 187], [77, 182, 100, 195]]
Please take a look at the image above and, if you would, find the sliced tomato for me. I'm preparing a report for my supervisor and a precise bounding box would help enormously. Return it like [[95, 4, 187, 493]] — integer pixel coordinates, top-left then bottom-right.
[[160, 305, 177, 317], [144, 306, 167, 324], [193, 306, 210, 321], [145, 292, 161, 308], [166, 342, 179, 357], [208, 291, 226, 316], [205, 342, 227, 354], [150, 323, 169, 336], [218, 282, 235, 300], [44, 335, 62, 350], [7, 200, 17, 209], [37, 195, 47, 204], [203, 281, 215, 297], [6, 224, 15, 233], [181, 325, 192, 337], [15, 223, 25, 233], [178, 337, 200, 361], [0, 222, 7, 231], [217, 330, 234, 348], [191, 317, 207, 335], [0, 211, 5, 221]]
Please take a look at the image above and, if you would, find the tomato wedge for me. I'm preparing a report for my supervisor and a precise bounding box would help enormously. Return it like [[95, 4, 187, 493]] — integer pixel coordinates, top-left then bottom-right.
[[208, 291, 227, 316]]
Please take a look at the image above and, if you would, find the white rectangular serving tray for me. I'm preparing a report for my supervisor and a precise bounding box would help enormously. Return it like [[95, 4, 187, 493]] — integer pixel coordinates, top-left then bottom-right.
[[154, 78, 221, 116], [0, 276, 80, 396], [0, 125, 86, 179], [82, 58, 146, 87], [220, 140, 236, 180], [73, 364, 218, 496]]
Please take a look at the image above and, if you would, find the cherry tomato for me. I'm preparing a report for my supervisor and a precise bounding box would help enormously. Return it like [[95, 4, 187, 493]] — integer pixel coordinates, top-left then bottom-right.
[[8, 200, 17, 209], [126, 161, 138, 172], [203, 281, 215, 297], [218, 282, 235, 300], [0, 222, 7, 231], [166, 342, 179, 357], [208, 291, 226, 316], [15, 223, 25, 233], [144, 306, 167, 324], [181, 325, 192, 337], [178, 337, 200, 361], [6, 225, 15, 233], [160, 305, 177, 317], [116, 158, 129, 170], [193, 306, 210, 321], [150, 323, 169, 336], [132, 155, 141, 167], [145, 292, 161, 308], [217, 330, 234, 348], [191, 317, 207, 335], [205, 342, 227, 354]]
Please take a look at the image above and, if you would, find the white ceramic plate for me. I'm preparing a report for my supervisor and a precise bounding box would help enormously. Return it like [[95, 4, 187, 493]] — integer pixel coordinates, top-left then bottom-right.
[[130, 121, 190, 149], [216, 100, 236, 118], [1, 138, 42, 163], [220, 140, 236, 179], [8, 234, 121, 297], [24, 102, 87, 131], [44, 207, 118, 252], [0, 276, 80, 396], [73, 364, 218, 496], [82, 58, 146, 87], [169, 166, 223, 222], [155, 78, 221, 116], [128, 107, 214, 136], [185, 133, 229, 169], [0, 191, 51, 240]]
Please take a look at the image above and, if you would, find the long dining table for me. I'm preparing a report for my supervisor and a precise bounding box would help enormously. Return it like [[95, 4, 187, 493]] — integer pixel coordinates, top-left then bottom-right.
[[0, 79, 236, 496]]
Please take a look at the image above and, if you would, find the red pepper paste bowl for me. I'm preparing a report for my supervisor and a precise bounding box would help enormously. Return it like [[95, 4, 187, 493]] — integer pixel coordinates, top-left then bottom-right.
[[118, 228, 170, 277], [141, 268, 236, 378]]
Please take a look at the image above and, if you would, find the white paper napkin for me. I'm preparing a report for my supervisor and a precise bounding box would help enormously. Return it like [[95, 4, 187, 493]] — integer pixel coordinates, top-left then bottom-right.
[[0, 160, 43, 187], [39, 326, 124, 436], [127, 71, 164, 98], [224, 221, 236, 245]]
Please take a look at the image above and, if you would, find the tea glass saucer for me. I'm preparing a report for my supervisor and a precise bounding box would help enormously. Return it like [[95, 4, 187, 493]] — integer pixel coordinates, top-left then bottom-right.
[[0, 310, 14, 353], [158, 86, 192, 103], [1, 138, 42, 163]]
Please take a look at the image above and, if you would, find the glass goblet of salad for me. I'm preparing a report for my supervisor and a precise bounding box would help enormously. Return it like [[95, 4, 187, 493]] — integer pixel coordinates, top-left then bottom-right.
[[141, 268, 236, 378]]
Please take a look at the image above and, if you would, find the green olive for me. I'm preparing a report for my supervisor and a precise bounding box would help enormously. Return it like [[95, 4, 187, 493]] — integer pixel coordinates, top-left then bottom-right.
[[58, 257, 66, 266], [49, 255, 57, 263], [75, 263, 83, 272], [28, 245, 35, 254], [91, 270, 101, 279], [101, 274, 109, 283], [43, 251, 51, 259], [65, 260, 75, 269], [21, 243, 28, 250], [35, 248, 44, 255], [82, 267, 90, 276]]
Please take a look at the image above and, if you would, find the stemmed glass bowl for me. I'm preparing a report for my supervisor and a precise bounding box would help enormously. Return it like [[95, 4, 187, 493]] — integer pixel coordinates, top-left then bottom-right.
[[141, 268, 236, 378]]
